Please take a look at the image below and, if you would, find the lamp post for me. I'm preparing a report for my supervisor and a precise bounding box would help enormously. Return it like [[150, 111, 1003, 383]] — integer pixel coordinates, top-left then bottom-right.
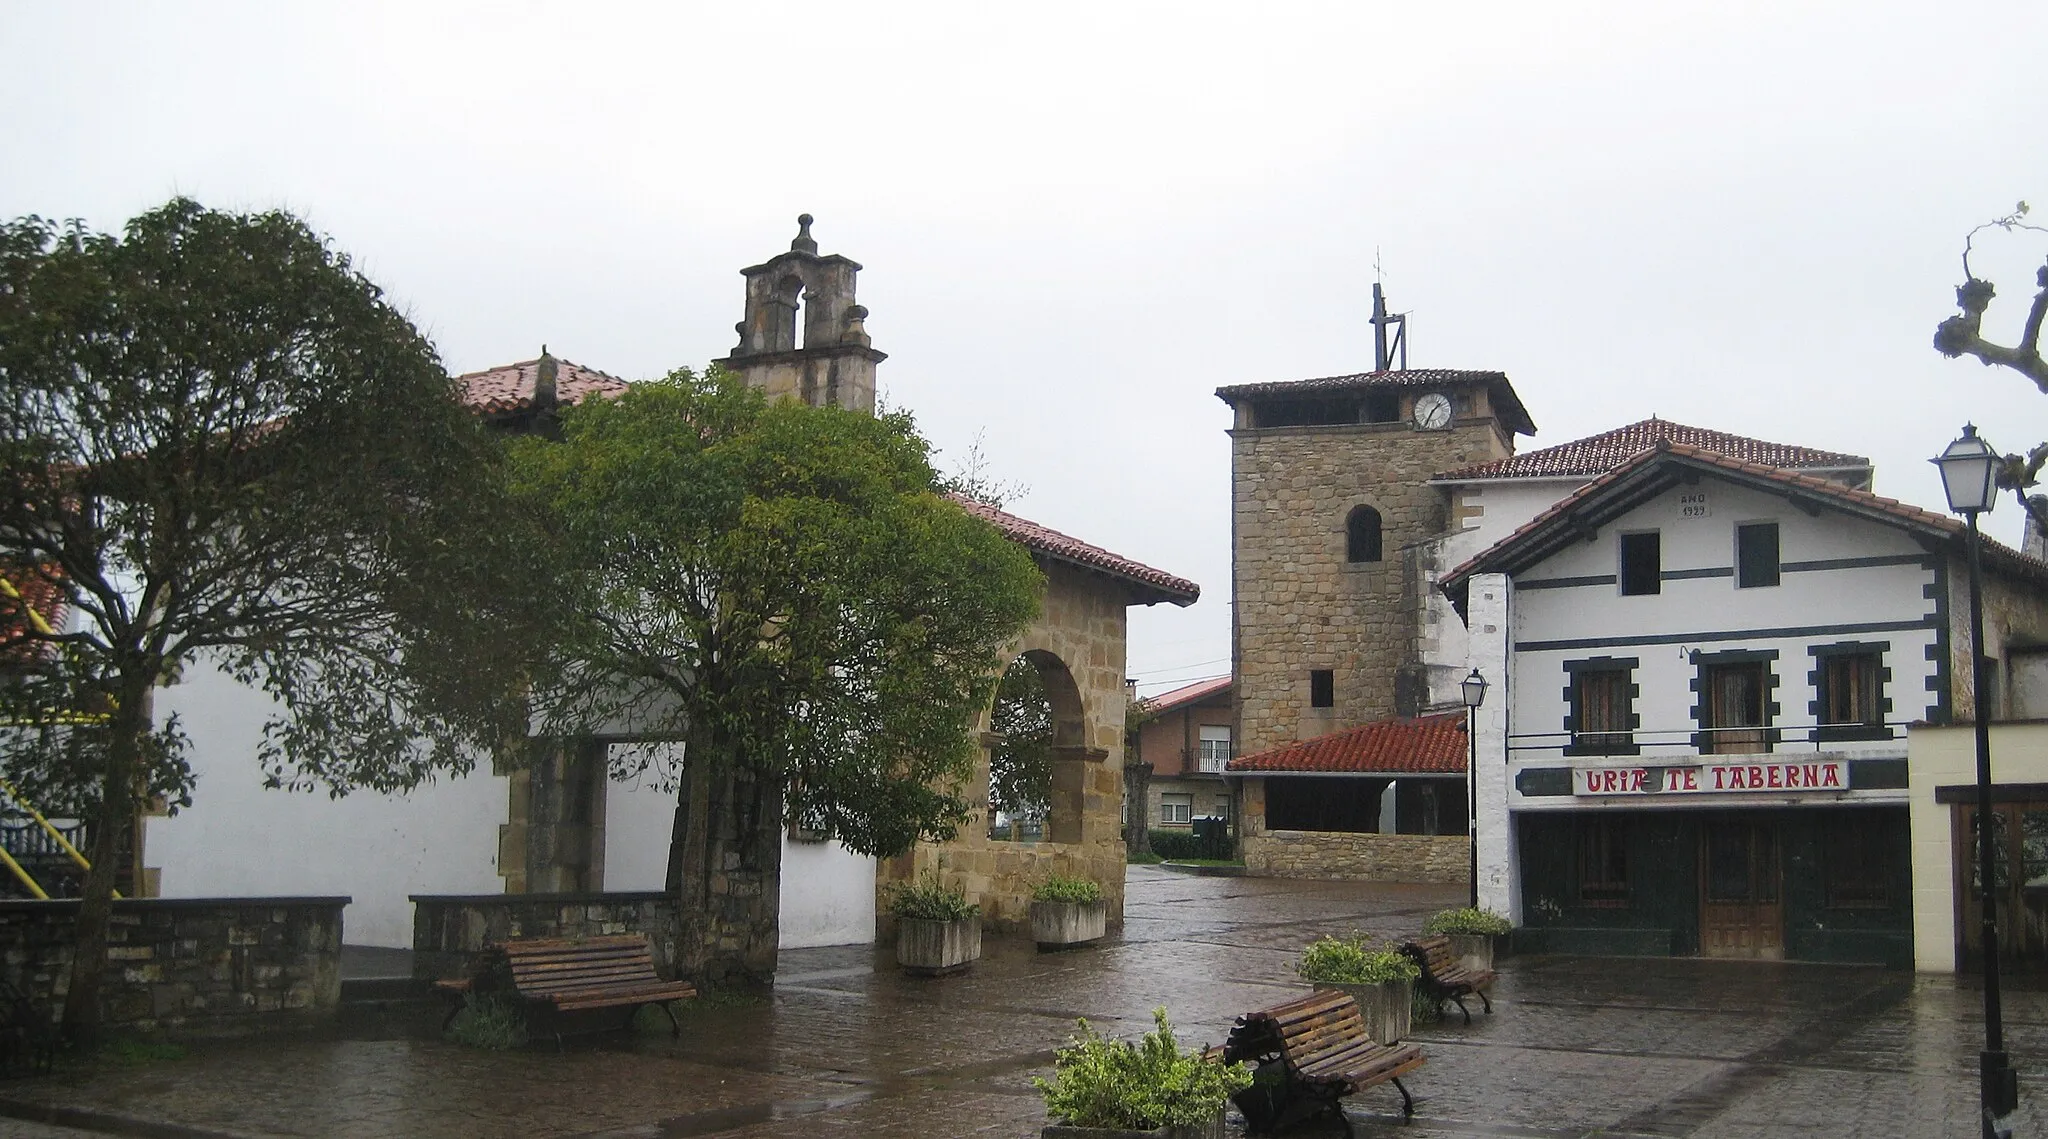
[[1932, 423, 2020, 1139], [1462, 668, 1489, 911]]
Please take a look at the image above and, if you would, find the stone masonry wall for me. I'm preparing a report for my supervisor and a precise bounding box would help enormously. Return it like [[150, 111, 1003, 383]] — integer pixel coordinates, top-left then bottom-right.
[[1241, 829, 1470, 883], [411, 891, 680, 982], [1231, 412, 1510, 760], [878, 561, 1130, 934], [0, 897, 344, 1037]]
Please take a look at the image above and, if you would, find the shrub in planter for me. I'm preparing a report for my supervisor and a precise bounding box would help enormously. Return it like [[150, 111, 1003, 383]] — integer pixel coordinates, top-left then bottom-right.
[[1423, 907, 1512, 973], [1032, 874, 1108, 950], [1034, 1007, 1252, 1138], [1293, 934, 1420, 1043], [890, 872, 982, 975]]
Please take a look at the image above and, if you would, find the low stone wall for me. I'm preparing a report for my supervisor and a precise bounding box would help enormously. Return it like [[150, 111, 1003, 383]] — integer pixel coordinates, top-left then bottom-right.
[[0, 897, 345, 1037], [1242, 830, 1469, 883], [410, 891, 681, 981]]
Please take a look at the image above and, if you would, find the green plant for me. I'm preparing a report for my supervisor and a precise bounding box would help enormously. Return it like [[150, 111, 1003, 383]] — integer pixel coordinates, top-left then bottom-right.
[[1411, 986, 1442, 1026], [1423, 907, 1513, 936], [1147, 830, 1206, 860], [1126, 850, 1164, 865], [445, 993, 529, 1050], [1034, 1007, 1253, 1130], [1294, 935, 1420, 986], [887, 871, 981, 921], [1032, 873, 1103, 904]]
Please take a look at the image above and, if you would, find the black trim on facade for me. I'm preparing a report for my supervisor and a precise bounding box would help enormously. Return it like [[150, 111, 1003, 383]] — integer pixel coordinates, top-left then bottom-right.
[[1663, 567, 1735, 581], [1516, 767, 1574, 797], [1926, 554, 1952, 725], [1519, 618, 1936, 655], [1519, 574, 1618, 590], [1848, 759, 1910, 790], [1934, 782, 2048, 804], [1806, 641, 1895, 743], [1782, 553, 1935, 574], [1688, 648, 1781, 753]]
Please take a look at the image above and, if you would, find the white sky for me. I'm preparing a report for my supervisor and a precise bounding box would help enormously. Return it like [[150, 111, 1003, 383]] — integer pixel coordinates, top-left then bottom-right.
[[6, 2, 2047, 695]]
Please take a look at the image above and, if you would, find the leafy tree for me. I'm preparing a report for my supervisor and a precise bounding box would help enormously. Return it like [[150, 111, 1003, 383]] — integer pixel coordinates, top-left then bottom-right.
[[1933, 201, 2048, 527], [988, 658, 1053, 832], [0, 200, 543, 1034], [509, 368, 1041, 979]]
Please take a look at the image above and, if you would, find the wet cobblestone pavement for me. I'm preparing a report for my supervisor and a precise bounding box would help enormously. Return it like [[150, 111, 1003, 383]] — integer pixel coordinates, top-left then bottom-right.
[[0, 866, 2041, 1137]]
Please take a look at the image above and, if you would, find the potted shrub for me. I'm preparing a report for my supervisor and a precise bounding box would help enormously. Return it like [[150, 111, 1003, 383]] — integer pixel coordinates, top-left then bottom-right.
[[1293, 934, 1419, 1043], [1423, 907, 1513, 973], [1034, 1007, 1252, 1139], [1031, 873, 1108, 950], [891, 872, 982, 975]]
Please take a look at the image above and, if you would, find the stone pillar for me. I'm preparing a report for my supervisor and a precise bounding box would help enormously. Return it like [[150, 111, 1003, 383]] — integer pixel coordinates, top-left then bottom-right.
[[669, 763, 782, 988], [1469, 572, 1520, 921]]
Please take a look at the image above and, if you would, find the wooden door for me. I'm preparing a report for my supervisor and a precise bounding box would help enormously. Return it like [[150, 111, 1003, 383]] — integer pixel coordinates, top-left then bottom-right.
[[1700, 819, 1784, 959], [1953, 802, 2048, 969]]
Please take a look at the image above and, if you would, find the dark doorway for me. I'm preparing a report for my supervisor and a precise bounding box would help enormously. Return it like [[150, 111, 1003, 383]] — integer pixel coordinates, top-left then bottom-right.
[[1700, 818, 1784, 959]]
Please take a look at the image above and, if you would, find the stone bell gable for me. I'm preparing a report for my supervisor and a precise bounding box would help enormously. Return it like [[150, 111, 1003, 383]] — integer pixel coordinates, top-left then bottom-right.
[[713, 214, 887, 414]]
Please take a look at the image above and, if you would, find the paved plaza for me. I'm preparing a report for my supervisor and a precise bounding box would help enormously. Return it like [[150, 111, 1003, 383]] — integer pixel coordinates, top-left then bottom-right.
[[0, 865, 2039, 1138]]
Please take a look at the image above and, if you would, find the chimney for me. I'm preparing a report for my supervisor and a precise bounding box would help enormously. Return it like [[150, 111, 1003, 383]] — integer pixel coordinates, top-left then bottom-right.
[[2026, 496, 2048, 561]]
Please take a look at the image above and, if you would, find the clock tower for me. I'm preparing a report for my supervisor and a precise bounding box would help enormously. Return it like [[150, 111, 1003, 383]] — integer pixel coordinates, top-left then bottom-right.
[[1216, 365, 1534, 759]]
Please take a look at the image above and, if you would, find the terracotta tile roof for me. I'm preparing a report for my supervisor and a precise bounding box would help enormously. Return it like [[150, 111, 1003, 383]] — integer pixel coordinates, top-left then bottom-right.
[[458, 357, 629, 416], [1136, 675, 1231, 716], [1, 564, 68, 661], [1435, 417, 1870, 481], [949, 496, 1201, 607], [1215, 368, 1536, 436], [1228, 711, 1468, 775], [1441, 441, 2048, 590]]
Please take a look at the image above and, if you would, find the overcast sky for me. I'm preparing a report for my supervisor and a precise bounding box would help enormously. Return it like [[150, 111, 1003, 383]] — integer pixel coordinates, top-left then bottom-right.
[[7, 2, 2046, 695]]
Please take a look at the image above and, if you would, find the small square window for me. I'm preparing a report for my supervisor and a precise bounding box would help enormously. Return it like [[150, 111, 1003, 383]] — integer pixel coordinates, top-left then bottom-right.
[[1571, 668, 1634, 754], [1577, 817, 1629, 906], [1160, 793, 1193, 825], [1310, 669, 1334, 708], [1620, 532, 1660, 596], [1197, 726, 1231, 773], [1737, 522, 1780, 589]]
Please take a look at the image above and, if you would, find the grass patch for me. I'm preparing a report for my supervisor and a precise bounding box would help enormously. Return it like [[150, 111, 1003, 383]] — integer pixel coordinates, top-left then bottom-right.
[[445, 993, 528, 1050], [92, 1036, 187, 1066], [1126, 851, 1164, 865], [1160, 857, 1243, 867], [633, 983, 768, 1032]]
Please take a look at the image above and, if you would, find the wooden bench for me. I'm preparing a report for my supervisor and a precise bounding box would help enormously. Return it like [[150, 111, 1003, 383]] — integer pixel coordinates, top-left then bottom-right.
[[1220, 989, 1424, 1135], [1400, 934, 1495, 1025], [434, 934, 697, 1043]]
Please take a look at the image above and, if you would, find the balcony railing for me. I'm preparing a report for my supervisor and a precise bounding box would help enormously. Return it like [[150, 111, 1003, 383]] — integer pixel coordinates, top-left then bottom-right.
[[1508, 719, 1910, 760]]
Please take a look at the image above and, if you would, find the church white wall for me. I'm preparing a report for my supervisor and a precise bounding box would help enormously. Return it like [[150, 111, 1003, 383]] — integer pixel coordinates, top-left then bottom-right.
[[145, 658, 510, 949], [601, 756, 678, 892], [778, 838, 877, 949]]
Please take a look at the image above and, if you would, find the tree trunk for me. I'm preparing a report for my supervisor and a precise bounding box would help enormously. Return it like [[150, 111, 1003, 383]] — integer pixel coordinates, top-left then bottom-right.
[[667, 720, 783, 988], [61, 680, 146, 1040]]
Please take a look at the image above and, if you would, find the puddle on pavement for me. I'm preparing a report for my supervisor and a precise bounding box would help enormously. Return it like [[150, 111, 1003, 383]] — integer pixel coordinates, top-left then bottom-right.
[[572, 1091, 874, 1138]]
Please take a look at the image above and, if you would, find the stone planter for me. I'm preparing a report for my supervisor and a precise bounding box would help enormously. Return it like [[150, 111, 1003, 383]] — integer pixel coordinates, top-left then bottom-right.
[[1042, 1112, 1225, 1139], [897, 916, 981, 975], [1314, 979, 1413, 1043], [1446, 932, 1497, 975], [1031, 899, 1108, 950]]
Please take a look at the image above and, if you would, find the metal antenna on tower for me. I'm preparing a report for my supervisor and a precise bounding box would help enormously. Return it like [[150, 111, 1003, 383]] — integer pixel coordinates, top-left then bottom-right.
[[1370, 281, 1408, 372]]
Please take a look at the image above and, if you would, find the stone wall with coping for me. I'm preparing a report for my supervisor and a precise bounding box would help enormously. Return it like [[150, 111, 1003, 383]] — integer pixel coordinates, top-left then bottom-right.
[[0, 897, 344, 1037], [1241, 828, 1469, 883], [410, 891, 680, 982], [878, 561, 1131, 935]]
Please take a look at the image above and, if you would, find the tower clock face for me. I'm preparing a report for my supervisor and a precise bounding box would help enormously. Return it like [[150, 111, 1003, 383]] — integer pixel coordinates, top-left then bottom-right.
[[1412, 392, 1453, 430]]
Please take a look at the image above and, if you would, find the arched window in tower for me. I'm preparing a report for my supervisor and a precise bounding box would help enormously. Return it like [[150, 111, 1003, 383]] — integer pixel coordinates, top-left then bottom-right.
[[1346, 505, 1383, 563]]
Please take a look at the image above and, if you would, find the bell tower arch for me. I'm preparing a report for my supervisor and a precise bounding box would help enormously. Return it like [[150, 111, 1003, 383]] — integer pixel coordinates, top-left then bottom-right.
[[714, 214, 887, 413]]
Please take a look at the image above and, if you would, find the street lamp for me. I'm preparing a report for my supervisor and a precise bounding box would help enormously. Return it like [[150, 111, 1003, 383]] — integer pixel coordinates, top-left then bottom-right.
[[1462, 668, 1489, 910], [1931, 423, 2019, 1139]]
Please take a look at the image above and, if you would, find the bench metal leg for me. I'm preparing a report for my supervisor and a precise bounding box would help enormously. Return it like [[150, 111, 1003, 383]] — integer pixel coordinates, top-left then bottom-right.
[[1478, 989, 1493, 1015], [1451, 994, 1472, 1025], [1391, 1077, 1415, 1117]]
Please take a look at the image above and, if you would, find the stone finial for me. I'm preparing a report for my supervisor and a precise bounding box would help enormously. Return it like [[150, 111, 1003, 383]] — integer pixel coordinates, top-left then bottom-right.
[[841, 303, 871, 347], [534, 346, 559, 411], [790, 213, 818, 255]]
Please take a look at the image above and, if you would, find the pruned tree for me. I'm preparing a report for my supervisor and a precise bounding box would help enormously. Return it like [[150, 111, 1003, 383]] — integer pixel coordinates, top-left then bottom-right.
[[509, 368, 1042, 983], [0, 200, 547, 1035], [1933, 201, 2048, 528]]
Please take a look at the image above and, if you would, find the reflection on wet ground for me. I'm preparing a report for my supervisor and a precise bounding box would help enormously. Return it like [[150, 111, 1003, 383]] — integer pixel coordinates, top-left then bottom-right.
[[0, 866, 2037, 1137]]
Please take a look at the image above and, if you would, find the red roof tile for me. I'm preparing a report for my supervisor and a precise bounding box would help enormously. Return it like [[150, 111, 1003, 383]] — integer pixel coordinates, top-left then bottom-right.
[[1136, 675, 1231, 716], [1215, 368, 1536, 436], [1436, 417, 1869, 481], [1228, 711, 1467, 775], [950, 496, 1200, 607], [1, 564, 68, 660], [458, 357, 629, 416], [1441, 441, 2048, 589]]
